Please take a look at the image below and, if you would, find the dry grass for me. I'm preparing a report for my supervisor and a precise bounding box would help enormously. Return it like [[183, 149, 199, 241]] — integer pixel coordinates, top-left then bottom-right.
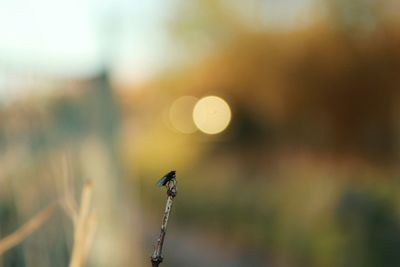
[[61, 154, 98, 267], [0, 202, 57, 255], [68, 181, 97, 267], [0, 154, 97, 267]]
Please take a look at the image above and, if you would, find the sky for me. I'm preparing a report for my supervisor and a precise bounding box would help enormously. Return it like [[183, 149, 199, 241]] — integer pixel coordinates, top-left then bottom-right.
[[0, 0, 315, 86], [0, 0, 173, 79]]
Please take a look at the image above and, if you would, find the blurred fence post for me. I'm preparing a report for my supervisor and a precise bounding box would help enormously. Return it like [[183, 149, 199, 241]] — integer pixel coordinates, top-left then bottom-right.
[[79, 71, 143, 267]]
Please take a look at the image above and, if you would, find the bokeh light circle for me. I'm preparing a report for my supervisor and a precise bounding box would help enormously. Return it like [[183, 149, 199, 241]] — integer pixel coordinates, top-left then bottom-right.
[[193, 96, 232, 135], [169, 96, 198, 134]]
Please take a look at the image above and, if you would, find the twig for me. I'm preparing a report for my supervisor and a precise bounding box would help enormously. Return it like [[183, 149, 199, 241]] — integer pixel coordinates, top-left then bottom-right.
[[69, 181, 97, 267], [151, 174, 177, 267], [0, 202, 57, 255]]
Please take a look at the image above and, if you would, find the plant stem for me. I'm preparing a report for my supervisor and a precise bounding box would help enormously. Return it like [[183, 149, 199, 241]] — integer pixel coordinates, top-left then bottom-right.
[[151, 179, 177, 266]]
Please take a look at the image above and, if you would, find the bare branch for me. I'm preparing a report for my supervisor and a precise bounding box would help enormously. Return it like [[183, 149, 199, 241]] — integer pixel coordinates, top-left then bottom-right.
[[69, 181, 97, 267], [151, 176, 177, 267], [0, 202, 57, 255]]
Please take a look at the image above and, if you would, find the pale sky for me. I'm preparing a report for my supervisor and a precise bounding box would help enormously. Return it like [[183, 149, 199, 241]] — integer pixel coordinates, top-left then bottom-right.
[[0, 0, 173, 79], [0, 0, 314, 83]]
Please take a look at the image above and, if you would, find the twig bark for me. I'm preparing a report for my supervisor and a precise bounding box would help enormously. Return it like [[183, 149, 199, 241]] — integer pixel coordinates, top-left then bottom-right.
[[151, 178, 177, 267]]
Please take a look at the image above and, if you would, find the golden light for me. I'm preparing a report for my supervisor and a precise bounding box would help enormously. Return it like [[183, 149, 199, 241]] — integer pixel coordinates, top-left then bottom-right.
[[169, 96, 198, 134], [193, 96, 232, 135]]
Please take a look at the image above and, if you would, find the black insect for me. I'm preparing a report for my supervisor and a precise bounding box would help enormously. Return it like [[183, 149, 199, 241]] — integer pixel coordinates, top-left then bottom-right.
[[156, 171, 176, 187]]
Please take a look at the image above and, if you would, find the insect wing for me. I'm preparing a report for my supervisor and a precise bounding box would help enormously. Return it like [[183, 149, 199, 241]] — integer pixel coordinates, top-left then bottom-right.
[[156, 176, 168, 187], [156, 171, 176, 187]]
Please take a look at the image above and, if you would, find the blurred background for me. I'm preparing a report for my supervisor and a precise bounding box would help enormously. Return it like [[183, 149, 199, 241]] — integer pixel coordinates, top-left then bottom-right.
[[1, 0, 400, 266]]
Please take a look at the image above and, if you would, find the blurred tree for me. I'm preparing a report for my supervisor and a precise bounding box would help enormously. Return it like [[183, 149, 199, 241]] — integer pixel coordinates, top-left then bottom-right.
[[326, 0, 385, 34], [163, 1, 400, 162]]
